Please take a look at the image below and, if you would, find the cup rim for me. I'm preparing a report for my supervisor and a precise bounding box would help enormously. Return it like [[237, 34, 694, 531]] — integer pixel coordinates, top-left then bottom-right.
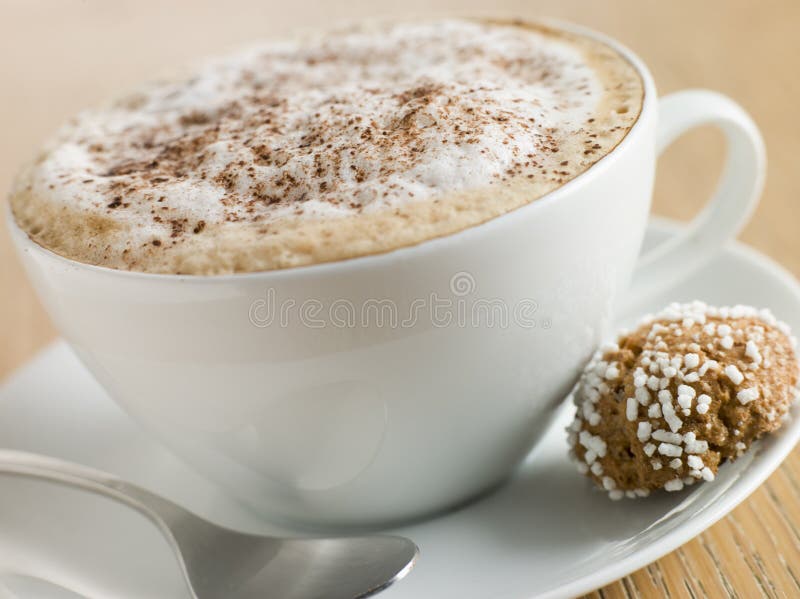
[[7, 17, 657, 284]]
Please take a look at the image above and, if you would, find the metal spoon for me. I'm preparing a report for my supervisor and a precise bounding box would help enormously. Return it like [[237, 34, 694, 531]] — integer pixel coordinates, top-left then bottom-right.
[[0, 450, 418, 599]]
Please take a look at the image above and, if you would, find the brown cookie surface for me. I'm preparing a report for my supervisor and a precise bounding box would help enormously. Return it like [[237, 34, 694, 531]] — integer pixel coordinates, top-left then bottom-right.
[[568, 302, 799, 499]]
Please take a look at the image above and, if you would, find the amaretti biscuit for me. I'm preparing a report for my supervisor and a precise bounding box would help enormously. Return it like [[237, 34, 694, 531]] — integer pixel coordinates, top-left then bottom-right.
[[568, 301, 799, 499]]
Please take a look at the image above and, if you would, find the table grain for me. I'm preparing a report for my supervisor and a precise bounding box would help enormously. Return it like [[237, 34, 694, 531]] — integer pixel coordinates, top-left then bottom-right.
[[1, 1, 799, 596]]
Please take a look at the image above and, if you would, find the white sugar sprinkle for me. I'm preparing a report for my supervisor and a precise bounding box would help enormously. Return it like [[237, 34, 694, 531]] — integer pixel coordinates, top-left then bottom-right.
[[745, 340, 763, 366], [643, 443, 657, 456], [701, 467, 715, 481], [699, 360, 719, 376], [626, 397, 638, 421], [637, 421, 652, 442], [658, 442, 683, 457], [724, 364, 744, 385], [652, 429, 683, 444], [669, 458, 683, 469], [662, 403, 683, 433], [651, 460, 663, 470], [687, 455, 704, 469], [635, 387, 651, 405], [684, 353, 700, 368], [664, 478, 684, 492], [737, 387, 759, 404], [685, 439, 709, 454], [720, 335, 734, 349], [579, 430, 607, 456]]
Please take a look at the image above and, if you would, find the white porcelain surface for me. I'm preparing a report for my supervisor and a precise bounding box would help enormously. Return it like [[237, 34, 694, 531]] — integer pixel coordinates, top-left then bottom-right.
[[5, 119, 655, 527], [1, 221, 799, 599], [6, 21, 765, 526]]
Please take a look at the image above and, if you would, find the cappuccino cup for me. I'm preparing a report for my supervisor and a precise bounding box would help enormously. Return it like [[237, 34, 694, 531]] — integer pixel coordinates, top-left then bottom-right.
[[8, 18, 764, 527]]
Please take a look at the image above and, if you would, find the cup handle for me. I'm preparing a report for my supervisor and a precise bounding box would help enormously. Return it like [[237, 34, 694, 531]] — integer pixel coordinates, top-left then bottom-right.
[[626, 90, 766, 309]]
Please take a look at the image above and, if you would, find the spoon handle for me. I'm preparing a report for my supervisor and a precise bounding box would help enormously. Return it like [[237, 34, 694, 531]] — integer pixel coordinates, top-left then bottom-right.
[[0, 449, 191, 535]]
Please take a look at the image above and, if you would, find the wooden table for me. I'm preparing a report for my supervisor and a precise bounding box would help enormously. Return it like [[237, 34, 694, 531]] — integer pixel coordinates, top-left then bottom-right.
[[1, 1, 798, 596]]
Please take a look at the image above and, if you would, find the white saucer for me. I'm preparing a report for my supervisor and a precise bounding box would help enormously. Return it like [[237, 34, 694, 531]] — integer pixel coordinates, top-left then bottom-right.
[[2, 219, 800, 599]]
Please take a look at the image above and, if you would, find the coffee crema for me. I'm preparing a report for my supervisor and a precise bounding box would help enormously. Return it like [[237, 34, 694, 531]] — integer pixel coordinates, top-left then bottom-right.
[[10, 18, 643, 275]]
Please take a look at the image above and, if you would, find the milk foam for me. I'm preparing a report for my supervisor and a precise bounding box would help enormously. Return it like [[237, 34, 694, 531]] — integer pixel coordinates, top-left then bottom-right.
[[12, 19, 643, 274]]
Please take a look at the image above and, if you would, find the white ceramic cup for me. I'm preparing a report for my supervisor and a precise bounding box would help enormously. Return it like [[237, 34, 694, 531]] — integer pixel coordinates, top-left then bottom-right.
[[8, 21, 765, 528]]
